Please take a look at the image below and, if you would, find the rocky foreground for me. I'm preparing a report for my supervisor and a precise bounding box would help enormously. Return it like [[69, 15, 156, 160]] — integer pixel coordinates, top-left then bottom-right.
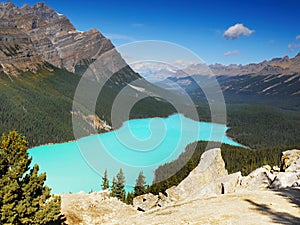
[[61, 149, 300, 225]]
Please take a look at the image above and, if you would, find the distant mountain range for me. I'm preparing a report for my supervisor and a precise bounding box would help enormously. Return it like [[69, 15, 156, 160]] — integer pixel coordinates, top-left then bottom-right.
[[150, 53, 300, 110], [209, 53, 300, 76]]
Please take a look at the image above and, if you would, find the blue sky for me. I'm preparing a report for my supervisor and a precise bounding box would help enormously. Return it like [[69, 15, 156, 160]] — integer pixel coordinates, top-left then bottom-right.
[[9, 0, 300, 65]]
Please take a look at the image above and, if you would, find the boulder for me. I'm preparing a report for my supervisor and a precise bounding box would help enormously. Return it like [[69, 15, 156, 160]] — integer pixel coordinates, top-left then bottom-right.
[[133, 193, 159, 212], [269, 172, 300, 189], [186, 172, 242, 200], [240, 167, 274, 190], [281, 150, 300, 172], [166, 148, 228, 201]]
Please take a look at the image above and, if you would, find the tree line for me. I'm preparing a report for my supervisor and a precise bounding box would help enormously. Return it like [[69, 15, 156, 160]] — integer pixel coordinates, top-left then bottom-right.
[[99, 140, 300, 201], [101, 169, 148, 205], [149, 141, 300, 194]]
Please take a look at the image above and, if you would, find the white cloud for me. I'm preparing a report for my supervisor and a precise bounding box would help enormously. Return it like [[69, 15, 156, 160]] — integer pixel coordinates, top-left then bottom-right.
[[288, 43, 300, 51], [105, 34, 136, 41], [223, 23, 254, 39], [296, 35, 300, 40], [224, 50, 239, 56]]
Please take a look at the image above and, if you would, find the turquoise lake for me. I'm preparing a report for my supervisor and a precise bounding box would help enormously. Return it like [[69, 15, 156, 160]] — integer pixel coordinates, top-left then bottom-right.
[[29, 114, 242, 194]]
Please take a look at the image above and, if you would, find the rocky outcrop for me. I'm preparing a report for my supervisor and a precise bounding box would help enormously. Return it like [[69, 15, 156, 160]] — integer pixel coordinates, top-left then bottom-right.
[[268, 149, 300, 189], [0, 15, 42, 76], [133, 192, 173, 212], [241, 150, 300, 190], [281, 149, 300, 172], [167, 148, 228, 201], [61, 191, 136, 225], [133, 148, 239, 211], [0, 2, 114, 75], [179, 171, 242, 201], [240, 167, 274, 190], [133, 193, 159, 212], [60, 148, 300, 224], [131, 149, 230, 211], [133, 148, 300, 212], [270, 172, 300, 189]]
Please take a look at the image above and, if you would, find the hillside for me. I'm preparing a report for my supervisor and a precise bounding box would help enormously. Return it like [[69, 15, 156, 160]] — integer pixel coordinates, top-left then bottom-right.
[[0, 2, 177, 146], [0, 63, 176, 146]]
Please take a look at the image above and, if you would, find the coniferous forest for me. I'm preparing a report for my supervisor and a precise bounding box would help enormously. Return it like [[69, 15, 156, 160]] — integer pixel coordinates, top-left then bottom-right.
[[97, 140, 300, 203], [149, 141, 300, 195], [0, 131, 65, 224], [0, 65, 299, 149]]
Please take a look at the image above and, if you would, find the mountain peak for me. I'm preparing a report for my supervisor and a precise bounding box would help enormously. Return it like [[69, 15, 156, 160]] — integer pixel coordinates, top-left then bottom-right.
[[21, 3, 30, 10], [1, 1, 16, 8], [34, 2, 46, 8], [0, 1, 114, 75], [283, 55, 290, 60]]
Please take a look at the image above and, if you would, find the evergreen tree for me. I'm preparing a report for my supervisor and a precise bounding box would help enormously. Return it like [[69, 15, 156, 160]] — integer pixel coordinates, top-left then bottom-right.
[[110, 177, 117, 198], [134, 171, 146, 197], [0, 131, 65, 225], [125, 192, 134, 205], [116, 169, 126, 202], [101, 169, 109, 190], [111, 169, 126, 202]]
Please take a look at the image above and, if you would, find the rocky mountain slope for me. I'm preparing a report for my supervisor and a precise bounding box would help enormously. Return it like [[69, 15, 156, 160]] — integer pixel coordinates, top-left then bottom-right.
[[155, 53, 300, 110], [61, 148, 300, 224], [0, 2, 177, 146], [167, 72, 300, 109], [0, 2, 113, 75]]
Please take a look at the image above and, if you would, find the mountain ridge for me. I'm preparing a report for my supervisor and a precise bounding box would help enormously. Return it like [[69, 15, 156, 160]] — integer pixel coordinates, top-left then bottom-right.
[[150, 53, 300, 110], [207, 52, 300, 76], [0, 2, 177, 146], [0, 1, 113, 75], [174, 52, 300, 77]]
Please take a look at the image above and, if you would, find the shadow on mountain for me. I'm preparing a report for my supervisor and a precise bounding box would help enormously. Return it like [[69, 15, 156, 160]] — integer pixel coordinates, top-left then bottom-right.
[[245, 188, 300, 224]]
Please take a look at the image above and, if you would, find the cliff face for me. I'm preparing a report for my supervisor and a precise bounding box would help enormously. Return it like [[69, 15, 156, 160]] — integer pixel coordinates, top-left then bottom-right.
[[0, 2, 114, 75]]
